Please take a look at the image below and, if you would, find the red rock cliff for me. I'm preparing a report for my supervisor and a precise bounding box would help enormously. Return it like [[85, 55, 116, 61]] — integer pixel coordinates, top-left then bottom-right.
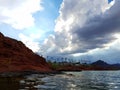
[[0, 32, 52, 73]]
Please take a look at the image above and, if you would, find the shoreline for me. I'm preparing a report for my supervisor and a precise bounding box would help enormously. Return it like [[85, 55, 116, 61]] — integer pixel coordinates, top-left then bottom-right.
[[0, 70, 63, 77], [1, 69, 120, 77]]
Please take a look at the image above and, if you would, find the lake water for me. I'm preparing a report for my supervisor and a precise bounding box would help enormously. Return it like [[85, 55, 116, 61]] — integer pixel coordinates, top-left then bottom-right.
[[0, 71, 120, 90]]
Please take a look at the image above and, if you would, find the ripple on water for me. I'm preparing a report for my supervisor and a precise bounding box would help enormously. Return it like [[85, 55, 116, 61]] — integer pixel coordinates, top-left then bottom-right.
[[18, 71, 120, 90], [34, 84, 57, 89]]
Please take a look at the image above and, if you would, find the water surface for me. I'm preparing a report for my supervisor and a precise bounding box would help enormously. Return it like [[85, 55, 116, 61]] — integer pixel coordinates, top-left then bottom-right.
[[1, 71, 120, 90]]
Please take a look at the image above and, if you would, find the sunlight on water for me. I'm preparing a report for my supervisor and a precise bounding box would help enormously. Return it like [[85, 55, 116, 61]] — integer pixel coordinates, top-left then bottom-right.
[[0, 71, 120, 90]]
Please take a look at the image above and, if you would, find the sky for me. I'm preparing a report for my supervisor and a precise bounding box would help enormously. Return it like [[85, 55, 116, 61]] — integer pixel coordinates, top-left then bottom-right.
[[0, 0, 120, 63]]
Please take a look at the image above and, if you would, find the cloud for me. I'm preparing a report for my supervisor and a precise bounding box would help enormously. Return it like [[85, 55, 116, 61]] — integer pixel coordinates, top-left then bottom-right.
[[19, 33, 41, 52], [40, 0, 120, 56], [0, 0, 43, 29]]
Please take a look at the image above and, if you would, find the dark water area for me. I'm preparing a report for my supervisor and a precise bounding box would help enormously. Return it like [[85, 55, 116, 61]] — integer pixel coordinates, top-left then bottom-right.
[[0, 71, 120, 90], [0, 77, 21, 90]]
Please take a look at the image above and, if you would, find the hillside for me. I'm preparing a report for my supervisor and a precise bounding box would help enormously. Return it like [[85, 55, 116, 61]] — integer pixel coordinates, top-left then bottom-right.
[[0, 32, 52, 73]]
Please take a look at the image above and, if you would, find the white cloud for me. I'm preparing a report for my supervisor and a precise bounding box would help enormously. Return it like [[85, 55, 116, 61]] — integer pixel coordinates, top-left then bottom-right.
[[41, 0, 111, 55], [19, 33, 41, 52], [0, 0, 43, 29]]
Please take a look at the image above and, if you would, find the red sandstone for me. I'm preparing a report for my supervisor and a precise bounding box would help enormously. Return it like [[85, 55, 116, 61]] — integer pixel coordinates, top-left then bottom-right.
[[0, 32, 52, 73]]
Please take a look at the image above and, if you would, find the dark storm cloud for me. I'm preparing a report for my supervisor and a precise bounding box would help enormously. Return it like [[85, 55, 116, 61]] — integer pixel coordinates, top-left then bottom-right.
[[70, 0, 120, 53]]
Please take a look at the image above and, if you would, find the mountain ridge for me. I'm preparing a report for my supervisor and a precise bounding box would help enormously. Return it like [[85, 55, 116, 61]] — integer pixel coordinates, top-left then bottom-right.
[[0, 32, 52, 73]]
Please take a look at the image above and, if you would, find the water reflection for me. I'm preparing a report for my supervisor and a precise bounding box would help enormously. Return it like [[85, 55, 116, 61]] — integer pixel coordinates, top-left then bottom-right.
[[0, 77, 20, 90]]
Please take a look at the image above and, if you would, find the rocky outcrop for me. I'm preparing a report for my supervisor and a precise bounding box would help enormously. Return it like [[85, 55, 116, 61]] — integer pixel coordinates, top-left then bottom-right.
[[0, 32, 52, 73]]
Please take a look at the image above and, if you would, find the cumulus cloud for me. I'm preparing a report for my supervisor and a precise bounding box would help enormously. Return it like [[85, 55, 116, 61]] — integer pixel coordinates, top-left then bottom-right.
[[40, 0, 120, 56], [19, 33, 41, 52], [0, 0, 43, 29]]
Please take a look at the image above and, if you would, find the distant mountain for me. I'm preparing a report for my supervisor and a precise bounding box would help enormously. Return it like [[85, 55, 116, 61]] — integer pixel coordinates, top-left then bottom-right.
[[0, 32, 52, 73], [111, 63, 120, 69], [112, 63, 120, 66], [91, 60, 109, 66]]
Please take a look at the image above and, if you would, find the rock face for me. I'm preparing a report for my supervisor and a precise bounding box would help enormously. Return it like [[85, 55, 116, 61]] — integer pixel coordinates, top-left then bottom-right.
[[0, 32, 51, 73]]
